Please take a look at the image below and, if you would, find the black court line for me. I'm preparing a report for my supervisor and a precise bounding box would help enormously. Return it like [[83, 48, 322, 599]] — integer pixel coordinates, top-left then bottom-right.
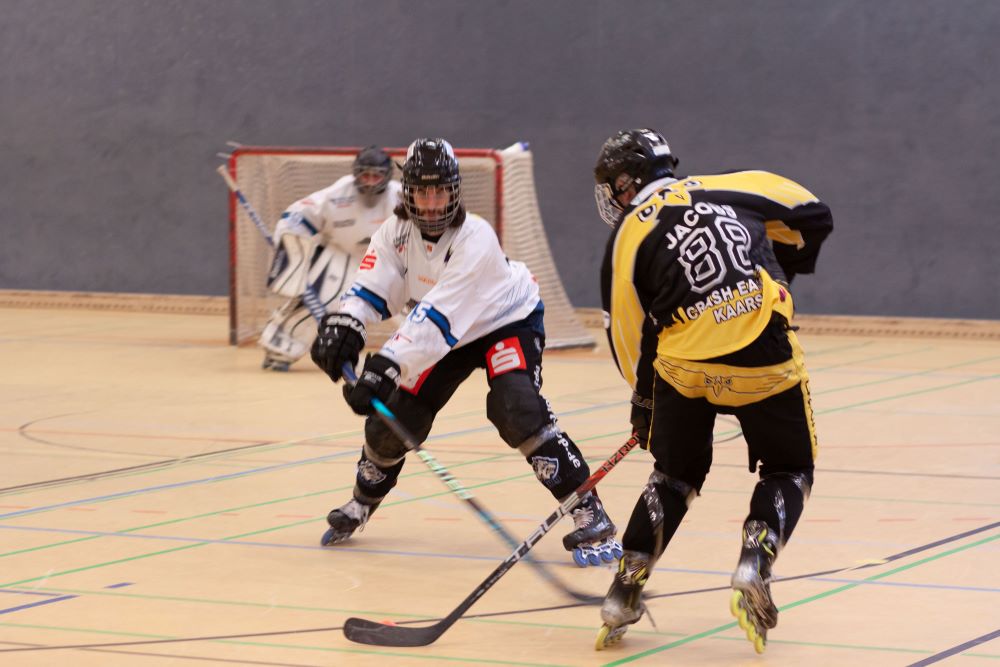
[[2, 520, 995, 654], [0, 439, 281, 495], [906, 628, 1000, 666]]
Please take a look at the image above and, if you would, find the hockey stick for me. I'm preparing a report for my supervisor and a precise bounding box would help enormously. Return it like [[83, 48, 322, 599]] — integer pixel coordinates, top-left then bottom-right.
[[342, 434, 640, 647], [216, 164, 327, 321], [342, 364, 597, 604]]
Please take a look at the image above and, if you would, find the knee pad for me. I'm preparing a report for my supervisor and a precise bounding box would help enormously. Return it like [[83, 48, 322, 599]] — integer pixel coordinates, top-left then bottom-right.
[[486, 372, 551, 447], [750, 468, 813, 545], [363, 392, 434, 464], [648, 470, 699, 508], [759, 468, 814, 499], [622, 472, 697, 558]]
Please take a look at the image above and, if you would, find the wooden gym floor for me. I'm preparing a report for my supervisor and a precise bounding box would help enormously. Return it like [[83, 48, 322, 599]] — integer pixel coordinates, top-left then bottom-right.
[[0, 304, 997, 666]]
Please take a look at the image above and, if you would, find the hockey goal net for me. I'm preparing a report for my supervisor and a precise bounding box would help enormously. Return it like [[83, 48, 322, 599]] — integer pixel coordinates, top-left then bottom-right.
[[227, 144, 594, 349]]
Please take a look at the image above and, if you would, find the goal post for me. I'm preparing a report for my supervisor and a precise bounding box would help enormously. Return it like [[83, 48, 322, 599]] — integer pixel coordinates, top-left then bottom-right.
[[226, 143, 594, 349]]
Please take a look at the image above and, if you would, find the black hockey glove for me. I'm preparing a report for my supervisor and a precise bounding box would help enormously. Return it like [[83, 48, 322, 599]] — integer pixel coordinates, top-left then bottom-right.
[[630, 399, 653, 451], [310, 313, 366, 383], [343, 353, 401, 416]]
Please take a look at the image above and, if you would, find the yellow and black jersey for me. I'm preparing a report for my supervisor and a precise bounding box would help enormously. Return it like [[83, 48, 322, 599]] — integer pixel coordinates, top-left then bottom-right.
[[600, 170, 833, 397]]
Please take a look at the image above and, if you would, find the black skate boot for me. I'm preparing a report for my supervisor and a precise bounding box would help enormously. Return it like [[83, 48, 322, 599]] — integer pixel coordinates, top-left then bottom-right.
[[562, 492, 622, 567], [320, 498, 380, 546], [730, 519, 780, 654], [595, 550, 651, 650]]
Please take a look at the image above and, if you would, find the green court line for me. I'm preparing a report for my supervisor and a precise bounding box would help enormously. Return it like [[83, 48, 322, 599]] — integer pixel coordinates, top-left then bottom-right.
[[0, 432, 368, 500], [0, 434, 637, 586], [601, 531, 1000, 665], [704, 368, 1000, 442], [0, 452, 507, 561], [1, 427, 631, 563], [596, 482, 1000, 508], [0, 379, 630, 501], [818, 373, 1000, 415], [10, 592, 1000, 661], [810, 346, 934, 372], [814, 354, 1000, 396], [0, 621, 572, 666], [4, 367, 997, 661]]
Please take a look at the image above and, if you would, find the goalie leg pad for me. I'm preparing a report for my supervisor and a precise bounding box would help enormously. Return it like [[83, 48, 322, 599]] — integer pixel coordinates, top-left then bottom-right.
[[267, 233, 315, 298], [258, 299, 316, 363]]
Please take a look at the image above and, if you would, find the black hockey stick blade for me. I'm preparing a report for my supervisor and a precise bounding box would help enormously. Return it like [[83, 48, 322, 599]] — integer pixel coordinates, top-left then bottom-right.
[[343, 616, 448, 647], [342, 436, 640, 647]]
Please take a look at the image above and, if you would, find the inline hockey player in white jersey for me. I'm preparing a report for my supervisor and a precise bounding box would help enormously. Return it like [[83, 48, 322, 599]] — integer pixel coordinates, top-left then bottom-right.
[[310, 138, 620, 567], [259, 146, 402, 371]]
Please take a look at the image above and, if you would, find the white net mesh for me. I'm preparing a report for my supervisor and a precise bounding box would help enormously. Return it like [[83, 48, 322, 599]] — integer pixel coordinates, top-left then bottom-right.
[[227, 145, 593, 349]]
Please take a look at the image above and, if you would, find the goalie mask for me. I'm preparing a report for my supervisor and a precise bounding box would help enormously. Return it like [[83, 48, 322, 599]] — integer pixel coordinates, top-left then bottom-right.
[[401, 138, 463, 236], [352, 145, 393, 196], [593, 128, 679, 228]]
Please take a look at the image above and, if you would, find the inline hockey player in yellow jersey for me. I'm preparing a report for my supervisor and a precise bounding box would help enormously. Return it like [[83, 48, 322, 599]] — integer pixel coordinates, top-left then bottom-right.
[[591, 129, 833, 653]]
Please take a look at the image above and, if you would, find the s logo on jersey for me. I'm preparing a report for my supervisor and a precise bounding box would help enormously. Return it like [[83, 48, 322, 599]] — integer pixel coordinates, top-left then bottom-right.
[[359, 252, 377, 270], [486, 337, 527, 379]]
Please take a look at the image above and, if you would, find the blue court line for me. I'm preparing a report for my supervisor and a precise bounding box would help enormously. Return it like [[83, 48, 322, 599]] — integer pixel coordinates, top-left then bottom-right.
[[2, 525, 997, 596], [0, 398, 631, 521], [0, 450, 359, 521], [0, 594, 77, 616]]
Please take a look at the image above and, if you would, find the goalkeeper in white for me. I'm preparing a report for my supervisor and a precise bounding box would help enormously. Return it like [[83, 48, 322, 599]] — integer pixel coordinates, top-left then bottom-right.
[[310, 138, 621, 567], [259, 146, 401, 371]]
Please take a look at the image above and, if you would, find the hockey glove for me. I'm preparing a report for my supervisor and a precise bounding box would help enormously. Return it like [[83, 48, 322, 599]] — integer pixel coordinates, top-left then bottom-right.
[[344, 353, 401, 416], [311, 313, 366, 383], [630, 400, 653, 451]]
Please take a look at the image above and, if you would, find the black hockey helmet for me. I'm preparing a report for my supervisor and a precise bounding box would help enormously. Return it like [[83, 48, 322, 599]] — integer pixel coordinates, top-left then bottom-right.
[[593, 129, 679, 227], [352, 145, 393, 196], [401, 138, 463, 236]]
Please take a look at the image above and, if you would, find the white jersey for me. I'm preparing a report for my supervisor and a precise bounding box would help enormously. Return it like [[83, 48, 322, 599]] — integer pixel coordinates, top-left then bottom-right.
[[339, 213, 541, 386], [266, 176, 401, 300], [273, 175, 402, 255]]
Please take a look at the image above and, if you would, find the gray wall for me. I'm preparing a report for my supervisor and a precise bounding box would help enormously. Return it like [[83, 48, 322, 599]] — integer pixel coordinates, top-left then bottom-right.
[[2, 0, 998, 318]]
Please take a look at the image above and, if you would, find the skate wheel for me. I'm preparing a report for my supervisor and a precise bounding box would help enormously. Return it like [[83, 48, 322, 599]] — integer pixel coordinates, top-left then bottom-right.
[[586, 550, 601, 567], [320, 528, 336, 546], [573, 548, 589, 568], [611, 545, 624, 560], [745, 623, 757, 643], [729, 590, 744, 618], [599, 547, 616, 563], [595, 623, 626, 650], [754, 633, 766, 654]]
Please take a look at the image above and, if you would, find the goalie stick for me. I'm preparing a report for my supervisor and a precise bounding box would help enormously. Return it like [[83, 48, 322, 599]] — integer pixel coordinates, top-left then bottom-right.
[[342, 434, 641, 647], [216, 164, 327, 321], [341, 364, 596, 604]]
